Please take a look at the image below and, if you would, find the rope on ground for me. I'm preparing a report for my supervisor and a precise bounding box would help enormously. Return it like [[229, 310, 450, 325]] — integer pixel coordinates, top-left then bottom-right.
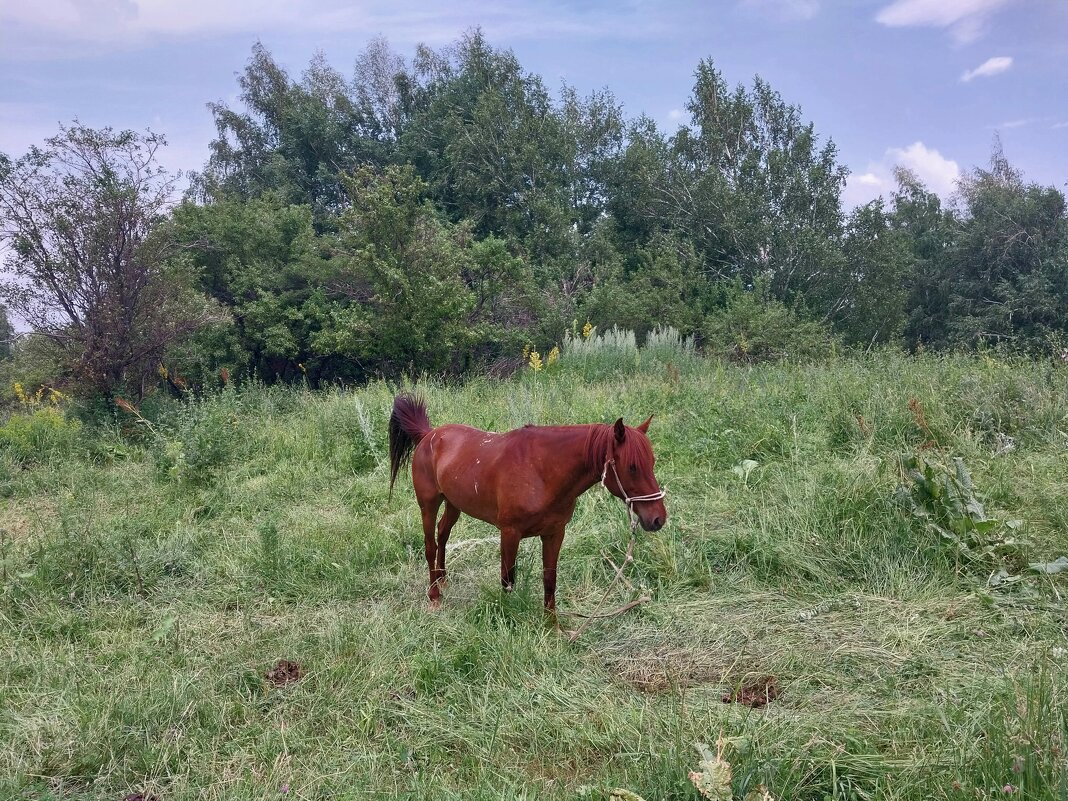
[[563, 538, 648, 641]]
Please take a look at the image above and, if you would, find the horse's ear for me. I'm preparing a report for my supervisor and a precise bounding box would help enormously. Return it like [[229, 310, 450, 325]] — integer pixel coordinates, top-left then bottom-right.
[[637, 415, 653, 434], [613, 418, 626, 444]]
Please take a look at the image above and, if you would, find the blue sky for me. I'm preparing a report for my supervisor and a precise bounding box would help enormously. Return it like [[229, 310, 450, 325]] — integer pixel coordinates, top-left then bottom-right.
[[1, 0, 1066, 210]]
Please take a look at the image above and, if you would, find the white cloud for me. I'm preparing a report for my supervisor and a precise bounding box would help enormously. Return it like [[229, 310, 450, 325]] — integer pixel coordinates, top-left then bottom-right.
[[1, 0, 672, 56], [961, 56, 1013, 82], [1052, 121, 1068, 130], [844, 141, 960, 207], [668, 109, 685, 121], [993, 118, 1032, 129], [875, 0, 1012, 42], [741, 0, 820, 21], [888, 142, 960, 197]]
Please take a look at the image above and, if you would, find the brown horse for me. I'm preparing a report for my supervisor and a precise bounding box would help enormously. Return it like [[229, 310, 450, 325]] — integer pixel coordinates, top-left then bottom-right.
[[388, 393, 667, 612]]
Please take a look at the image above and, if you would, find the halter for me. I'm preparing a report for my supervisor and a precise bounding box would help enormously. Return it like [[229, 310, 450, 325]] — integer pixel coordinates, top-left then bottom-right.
[[600, 457, 667, 530]]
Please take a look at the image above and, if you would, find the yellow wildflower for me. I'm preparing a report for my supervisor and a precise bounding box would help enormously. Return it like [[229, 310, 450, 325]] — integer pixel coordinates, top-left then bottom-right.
[[522, 343, 531, 361], [528, 349, 543, 372], [582, 321, 593, 339], [547, 345, 560, 367], [157, 363, 169, 380]]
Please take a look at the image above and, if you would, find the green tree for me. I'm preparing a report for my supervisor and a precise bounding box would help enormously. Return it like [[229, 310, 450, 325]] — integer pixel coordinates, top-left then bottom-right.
[[196, 45, 388, 225], [892, 168, 958, 350], [313, 165, 537, 375], [659, 62, 849, 305], [397, 30, 575, 271], [942, 146, 1067, 352], [0, 124, 219, 397], [827, 200, 911, 347], [172, 193, 329, 381], [901, 146, 1068, 353]]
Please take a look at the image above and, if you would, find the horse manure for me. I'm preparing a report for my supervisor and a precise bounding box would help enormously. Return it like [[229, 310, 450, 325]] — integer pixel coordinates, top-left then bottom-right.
[[266, 658, 303, 687], [721, 675, 780, 707]]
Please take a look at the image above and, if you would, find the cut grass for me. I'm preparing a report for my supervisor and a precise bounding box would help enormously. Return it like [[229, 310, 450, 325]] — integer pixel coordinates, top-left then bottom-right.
[[1, 349, 1067, 799]]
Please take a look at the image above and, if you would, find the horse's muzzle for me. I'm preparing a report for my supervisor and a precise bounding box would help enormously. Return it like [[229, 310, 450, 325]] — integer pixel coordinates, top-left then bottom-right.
[[636, 505, 667, 532]]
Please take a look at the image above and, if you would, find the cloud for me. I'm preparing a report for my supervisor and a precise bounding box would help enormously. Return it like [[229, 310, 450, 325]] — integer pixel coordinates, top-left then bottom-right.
[[961, 56, 1013, 82], [741, 0, 820, 21], [875, 0, 1012, 43], [1052, 121, 1068, 130], [844, 141, 960, 207], [993, 118, 1032, 129], [0, 0, 673, 57], [668, 109, 685, 121]]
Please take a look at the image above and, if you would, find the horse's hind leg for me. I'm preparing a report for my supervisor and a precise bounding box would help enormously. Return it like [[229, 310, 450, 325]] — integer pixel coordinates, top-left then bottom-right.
[[435, 502, 461, 584], [419, 495, 445, 608]]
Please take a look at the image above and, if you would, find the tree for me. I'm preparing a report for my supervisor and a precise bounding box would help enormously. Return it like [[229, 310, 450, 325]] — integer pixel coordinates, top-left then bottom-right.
[[0, 124, 219, 397], [941, 145, 1068, 352], [825, 199, 911, 347], [313, 165, 537, 375], [892, 168, 957, 350], [657, 62, 848, 305], [0, 304, 13, 360], [899, 146, 1068, 353], [195, 44, 388, 225]]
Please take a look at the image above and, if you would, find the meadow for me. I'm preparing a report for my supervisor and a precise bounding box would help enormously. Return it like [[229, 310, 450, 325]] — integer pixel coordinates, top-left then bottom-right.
[[2, 334, 1067, 800]]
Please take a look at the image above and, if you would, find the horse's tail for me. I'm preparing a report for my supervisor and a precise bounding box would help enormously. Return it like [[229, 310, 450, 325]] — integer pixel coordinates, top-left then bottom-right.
[[389, 393, 433, 500]]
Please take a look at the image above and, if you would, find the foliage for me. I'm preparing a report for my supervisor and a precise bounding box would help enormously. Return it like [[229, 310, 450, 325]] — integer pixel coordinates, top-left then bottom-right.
[[897, 453, 1029, 576], [701, 281, 840, 363], [0, 407, 81, 464], [662, 62, 848, 305], [828, 199, 911, 347], [0, 124, 221, 398]]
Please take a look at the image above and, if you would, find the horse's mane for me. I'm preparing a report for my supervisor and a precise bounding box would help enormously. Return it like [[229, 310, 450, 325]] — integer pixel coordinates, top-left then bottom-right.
[[583, 422, 653, 475]]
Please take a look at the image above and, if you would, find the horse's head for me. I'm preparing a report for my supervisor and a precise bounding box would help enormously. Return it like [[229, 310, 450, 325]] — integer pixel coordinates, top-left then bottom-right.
[[605, 416, 667, 532]]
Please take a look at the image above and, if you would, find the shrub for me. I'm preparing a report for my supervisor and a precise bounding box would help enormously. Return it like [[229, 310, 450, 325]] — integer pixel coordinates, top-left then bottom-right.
[[702, 283, 841, 363], [0, 407, 82, 464]]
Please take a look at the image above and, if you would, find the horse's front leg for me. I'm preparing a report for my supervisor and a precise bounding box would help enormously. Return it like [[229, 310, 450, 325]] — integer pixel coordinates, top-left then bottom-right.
[[500, 528, 520, 591], [540, 527, 565, 617]]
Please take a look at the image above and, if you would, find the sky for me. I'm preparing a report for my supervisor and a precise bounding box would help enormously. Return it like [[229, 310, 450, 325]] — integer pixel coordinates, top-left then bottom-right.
[[1, 0, 1066, 213]]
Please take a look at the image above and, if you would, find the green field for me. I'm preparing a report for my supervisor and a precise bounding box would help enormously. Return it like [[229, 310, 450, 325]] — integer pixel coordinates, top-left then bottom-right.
[[2, 345, 1068, 800]]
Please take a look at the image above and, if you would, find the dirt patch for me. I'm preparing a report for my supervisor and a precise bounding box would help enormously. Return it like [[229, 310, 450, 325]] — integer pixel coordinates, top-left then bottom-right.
[[722, 675, 780, 707], [605, 647, 727, 693], [266, 659, 303, 687], [0, 497, 57, 542]]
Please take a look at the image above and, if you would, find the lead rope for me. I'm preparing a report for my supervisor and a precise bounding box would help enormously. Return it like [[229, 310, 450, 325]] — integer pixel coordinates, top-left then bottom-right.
[[567, 458, 666, 640]]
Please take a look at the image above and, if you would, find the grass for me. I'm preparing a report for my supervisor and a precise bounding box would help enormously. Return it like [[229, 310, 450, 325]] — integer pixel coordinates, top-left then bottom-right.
[[1, 347, 1068, 800]]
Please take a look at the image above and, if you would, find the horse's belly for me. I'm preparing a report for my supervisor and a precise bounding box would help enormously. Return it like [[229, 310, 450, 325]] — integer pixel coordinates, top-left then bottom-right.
[[434, 458, 501, 524]]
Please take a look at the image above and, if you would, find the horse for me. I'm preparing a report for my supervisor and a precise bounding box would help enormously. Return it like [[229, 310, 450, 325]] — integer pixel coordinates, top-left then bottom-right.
[[388, 393, 667, 612]]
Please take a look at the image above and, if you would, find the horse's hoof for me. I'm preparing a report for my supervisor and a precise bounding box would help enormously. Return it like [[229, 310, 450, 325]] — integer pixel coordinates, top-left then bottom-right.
[[428, 598, 442, 612]]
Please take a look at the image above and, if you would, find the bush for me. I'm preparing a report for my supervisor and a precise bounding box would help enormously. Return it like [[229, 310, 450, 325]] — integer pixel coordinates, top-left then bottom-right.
[[0, 407, 82, 464], [152, 388, 248, 486], [702, 283, 841, 363]]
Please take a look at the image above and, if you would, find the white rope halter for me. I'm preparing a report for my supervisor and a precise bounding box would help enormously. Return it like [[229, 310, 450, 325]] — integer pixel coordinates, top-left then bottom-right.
[[601, 457, 666, 530]]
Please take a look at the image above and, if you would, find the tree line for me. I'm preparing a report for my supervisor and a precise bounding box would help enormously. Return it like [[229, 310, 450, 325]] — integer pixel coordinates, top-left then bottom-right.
[[2, 30, 1066, 399]]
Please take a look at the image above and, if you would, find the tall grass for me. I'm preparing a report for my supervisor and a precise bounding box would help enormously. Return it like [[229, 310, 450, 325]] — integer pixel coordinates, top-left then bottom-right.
[[1, 346, 1067, 799]]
